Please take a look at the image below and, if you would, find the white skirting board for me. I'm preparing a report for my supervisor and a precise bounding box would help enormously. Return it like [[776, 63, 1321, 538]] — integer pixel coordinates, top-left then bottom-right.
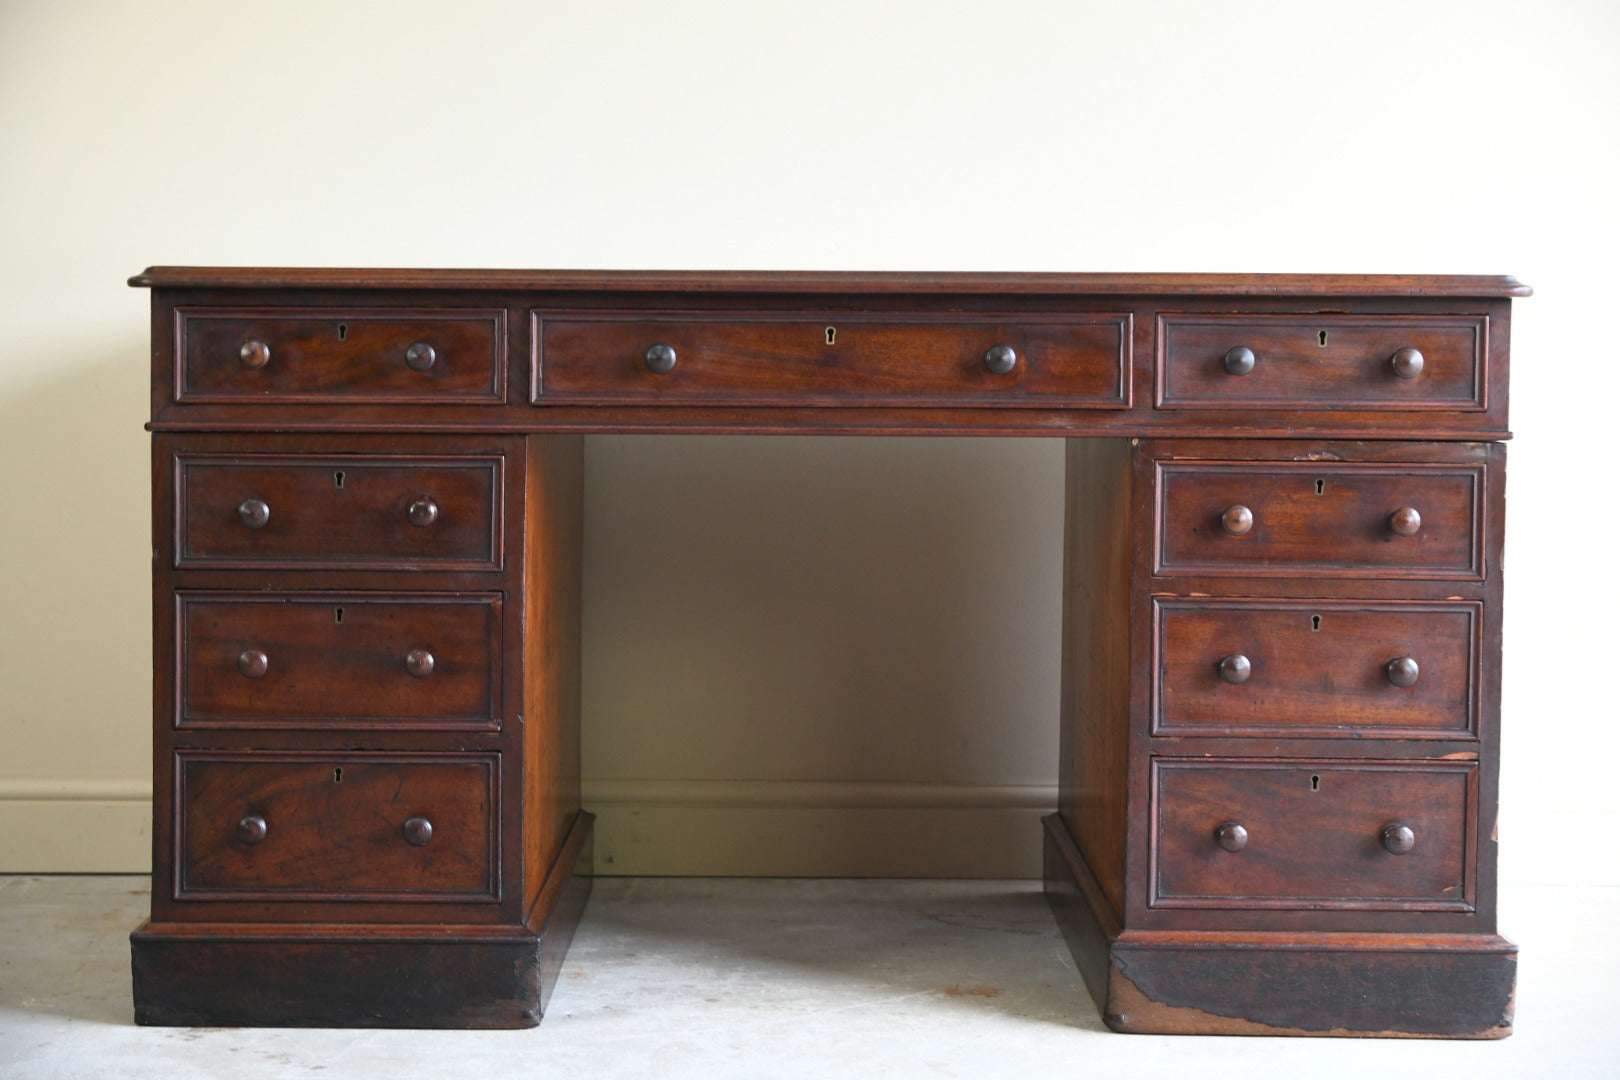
[[583, 779, 1057, 878], [0, 779, 151, 873]]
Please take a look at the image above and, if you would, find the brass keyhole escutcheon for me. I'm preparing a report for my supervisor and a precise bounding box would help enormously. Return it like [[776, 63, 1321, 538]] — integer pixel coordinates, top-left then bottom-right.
[[825, 326, 836, 346]]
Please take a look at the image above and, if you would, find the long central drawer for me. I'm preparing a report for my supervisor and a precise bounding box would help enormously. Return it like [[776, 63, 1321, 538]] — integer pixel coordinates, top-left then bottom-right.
[[532, 312, 1132, 406]]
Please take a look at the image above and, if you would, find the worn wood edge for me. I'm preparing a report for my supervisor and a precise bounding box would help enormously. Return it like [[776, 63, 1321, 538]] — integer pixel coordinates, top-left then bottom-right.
[[1104, 971, 1514, 1039], [1112, 929, 1518, 953], [128, 267, 1532, 298], [129, 921, 543, 1028], [125, 814, 594, 1027], [1042, 814, 1516, 1038], [1104, 932, 1515, 1038]]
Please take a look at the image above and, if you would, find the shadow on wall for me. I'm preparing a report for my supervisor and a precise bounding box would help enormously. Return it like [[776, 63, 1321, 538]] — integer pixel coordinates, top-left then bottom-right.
[[579, 434, 1067, 874]]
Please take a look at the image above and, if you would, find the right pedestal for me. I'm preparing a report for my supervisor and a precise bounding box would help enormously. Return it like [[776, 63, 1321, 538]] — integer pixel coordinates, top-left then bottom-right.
[[1050, 438, 1515, 1037]]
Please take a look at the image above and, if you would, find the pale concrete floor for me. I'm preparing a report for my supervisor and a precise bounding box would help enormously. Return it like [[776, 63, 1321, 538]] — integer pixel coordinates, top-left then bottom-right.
[[1, 876, 1616, 1079]]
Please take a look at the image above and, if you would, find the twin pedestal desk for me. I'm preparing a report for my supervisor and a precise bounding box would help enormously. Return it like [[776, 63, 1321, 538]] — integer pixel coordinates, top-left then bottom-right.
[[129, 269, 1525, 1037]]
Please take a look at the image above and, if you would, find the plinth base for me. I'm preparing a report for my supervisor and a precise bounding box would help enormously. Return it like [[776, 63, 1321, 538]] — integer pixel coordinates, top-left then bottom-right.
[[1041, 814, 1516, 1038], [132, 811, 593, 1028]]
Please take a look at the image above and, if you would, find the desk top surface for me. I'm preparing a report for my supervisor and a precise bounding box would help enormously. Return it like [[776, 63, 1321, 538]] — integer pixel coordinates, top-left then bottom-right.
[[130, 268, 1532, 298]]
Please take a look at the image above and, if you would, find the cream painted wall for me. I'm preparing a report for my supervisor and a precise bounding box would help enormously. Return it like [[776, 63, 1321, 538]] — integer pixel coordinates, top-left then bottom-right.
[[1, 1, 1615, 883]]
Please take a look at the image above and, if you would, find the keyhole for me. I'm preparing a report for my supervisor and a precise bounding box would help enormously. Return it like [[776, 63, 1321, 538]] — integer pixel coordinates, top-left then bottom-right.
[[825, 326, 836, 345], [334, 606, 344, 624], [1311, 615, 1322, 632], [333, 768, 343, 784], [334, 470, 346, 489], [1314, 478, 1325, 496], [1317, 330, 1328, 347], [1310, 774, 1321, 791], [338, 323, 348, 341]]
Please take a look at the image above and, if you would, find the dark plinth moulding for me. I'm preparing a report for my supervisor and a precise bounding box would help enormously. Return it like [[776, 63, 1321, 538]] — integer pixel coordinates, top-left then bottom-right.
[[131, 268, 1523, 1036]]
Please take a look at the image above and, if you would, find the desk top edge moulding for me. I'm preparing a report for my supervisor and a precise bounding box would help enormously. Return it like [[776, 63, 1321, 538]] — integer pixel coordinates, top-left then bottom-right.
[[131, 269, 1522, 1037]]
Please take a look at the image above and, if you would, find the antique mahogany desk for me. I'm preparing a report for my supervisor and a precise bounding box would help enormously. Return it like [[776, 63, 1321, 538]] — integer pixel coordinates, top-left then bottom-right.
[[129, 269, 1524, 1037]]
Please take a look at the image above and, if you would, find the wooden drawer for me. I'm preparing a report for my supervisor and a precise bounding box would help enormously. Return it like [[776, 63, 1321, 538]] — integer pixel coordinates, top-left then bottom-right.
[[175, 752, 499, 902], [1152, 598, 1479, 738], [174, 450, 504, 571], [1151, 758, 1475, 911], [532, 313, 1131, 406], [176, 308, 506, 403], [1156, 314, 1486, 410], [176, 592, 502, 730], [1154, 461, 1483, 578]]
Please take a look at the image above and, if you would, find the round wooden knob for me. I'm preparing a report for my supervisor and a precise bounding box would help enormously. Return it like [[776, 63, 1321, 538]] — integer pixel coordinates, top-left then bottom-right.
[[1390, 347, 1425, 379], [1215, 822, 1248, 852], [1218, 654, 1252, 684], [1223, 346, 1256, 375], [1221, 504, 1254, 535], [1388, 506, 1422, 536], [236, 497, 270, 530], [405, 342, 437, 372], [984, 344, 1018, 375], [644, 343, 677, 374], [406, 497, 439, 527], [1381, 823, 1416, 855], [236, 649, 268, 678], [1386, 656, 1420, 687], [403, 816, 434, 846], [239, 340, 271, 369], [237, 815, 268, 845], [405, 648, 435, 678]]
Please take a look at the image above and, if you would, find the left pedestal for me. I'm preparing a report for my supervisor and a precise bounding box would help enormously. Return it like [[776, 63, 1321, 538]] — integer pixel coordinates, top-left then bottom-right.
[[135, 432, 588, 1027]]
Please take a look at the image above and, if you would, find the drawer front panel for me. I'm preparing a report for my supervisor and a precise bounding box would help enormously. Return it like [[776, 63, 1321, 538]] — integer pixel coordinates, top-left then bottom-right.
[[177, 592, 501, 730], [1151, 759, 1475, 910], [1153, 598, 1479, 738], [177, 308, 506, 403], [1155, 462, 1483, 578], [533, 313, 1131, 406], [175, 452, 503, 571], [176, 752, 499, 902], [1157, 314, 1485, 410]]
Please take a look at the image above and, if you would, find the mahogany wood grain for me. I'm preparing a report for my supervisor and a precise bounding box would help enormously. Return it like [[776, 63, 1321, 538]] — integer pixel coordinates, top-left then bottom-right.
[[1152, 598, 1478, 737], [174, 449, 504, 571], [1157, 314, 1486, 410], [177, 307, 506, 404], [1058, 438, 1135, 920], [176, 752, 498, 900], [1150, 758, 1475, 910], [176, 591, 501, 729], [1154, 461, 1483, 578], [130, 266, 1532, 298], [535, 313, 1130, 407], [1043, 814, 1514, 1037], [521, 434, 585, 918], [134, 269, 1521, 1037]]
